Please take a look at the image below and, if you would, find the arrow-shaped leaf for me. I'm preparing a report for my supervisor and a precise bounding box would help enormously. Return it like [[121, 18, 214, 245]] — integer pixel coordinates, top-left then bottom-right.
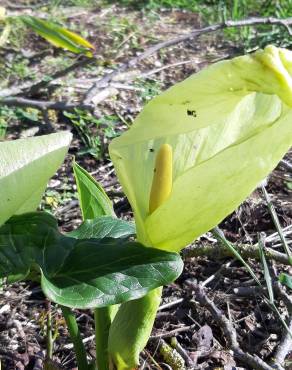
[[73, 162, 115, 219], [68, 216, 135, 239], [0, 212, 183, 309], [20, 16, 94, 56], [0, 131, 72, 227]]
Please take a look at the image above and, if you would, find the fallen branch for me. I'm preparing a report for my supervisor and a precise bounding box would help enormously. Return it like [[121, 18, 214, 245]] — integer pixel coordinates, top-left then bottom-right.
[[183, 242, 290, 265], [84, 16, 292, 104], [4, 17, 291, 112], [150, 324, 197, 339], [0, 57, 94, 99], [272, 317, 292, 369], [0, 97, 93, 111], [28, 57, 95, 97], [270, 263, 292, 369], [186, 281, 276, 370]]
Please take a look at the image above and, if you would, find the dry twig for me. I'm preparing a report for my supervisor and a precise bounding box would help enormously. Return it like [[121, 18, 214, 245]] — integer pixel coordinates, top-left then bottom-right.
[[183, 242, 290, 264], [0, 97, 93, 111], [269, 264, 292, 368], [272, 317, 292, 369], [0, 57, 94, 99], [84, 16, 292, 104], [186, 281, 277, 370], [150, 324, 197, 340], [2, 17, 292, 112]]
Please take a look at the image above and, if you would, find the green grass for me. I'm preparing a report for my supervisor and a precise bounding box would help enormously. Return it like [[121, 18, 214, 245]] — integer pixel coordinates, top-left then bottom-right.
[[103, 0, 206, 11], [0, 107, 40, 140], [135, 78, 162, 103], [102, 0, 292, 49], [64, 109, 119, 159], [5, 17, 28, 49]]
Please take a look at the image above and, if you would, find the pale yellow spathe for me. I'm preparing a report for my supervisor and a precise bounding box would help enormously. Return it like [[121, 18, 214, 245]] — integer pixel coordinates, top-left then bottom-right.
[[109, 45, 292, 251]]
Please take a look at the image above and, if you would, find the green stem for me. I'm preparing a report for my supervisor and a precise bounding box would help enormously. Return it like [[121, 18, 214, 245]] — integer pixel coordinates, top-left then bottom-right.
[[46, 300, 53, 359], [61, 306, 88, 370], [94, 306, 117, 370], [108, 287, 163, 370]]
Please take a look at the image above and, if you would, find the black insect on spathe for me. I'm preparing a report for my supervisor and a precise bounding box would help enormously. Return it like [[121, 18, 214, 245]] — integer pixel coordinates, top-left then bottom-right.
[[187, 109, 197, 117]]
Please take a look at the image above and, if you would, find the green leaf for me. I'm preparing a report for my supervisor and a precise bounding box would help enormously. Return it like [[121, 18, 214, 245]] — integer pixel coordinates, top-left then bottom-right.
[[279, 273, 292, 289], [20, 16, 94, 56], [0, 132, 72, 227], [73, 162, 115, 219], [68, 216, 135, 239], [0, 212, 183, 308]]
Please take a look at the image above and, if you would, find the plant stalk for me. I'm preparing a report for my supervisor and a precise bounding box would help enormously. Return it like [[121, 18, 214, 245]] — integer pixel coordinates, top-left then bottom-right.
[[46, 300, 53, 359], [61, 306, 88, 370], [94, 306, 117, 370]]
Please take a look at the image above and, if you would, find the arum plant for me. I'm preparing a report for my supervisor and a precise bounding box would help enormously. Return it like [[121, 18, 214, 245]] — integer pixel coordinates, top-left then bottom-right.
[[108, 45, 292, 369], [19, 16, 95, 57], [0, 133, 183, 369], [0, 7, 94, 55], [0, 131, 72, 225]]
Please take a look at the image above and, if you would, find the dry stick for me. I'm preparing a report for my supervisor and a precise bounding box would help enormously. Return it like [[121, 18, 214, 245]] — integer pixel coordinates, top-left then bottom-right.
[[158, 298, 184, 311], [5, 1, 50, 9], [2, 17, 291, 112], [183, 242, 290, 264], [279, 159, 292, 172], [27, 57, 95, 97], [270, 264, 292, 368], [186, 281, 276, 370], [0, 97, 93, 111], [84, 16, 292, 104], [0, 58, 95, 112], [202, 259, 234, 287], [150, 324, 197, 339], [273, 317, 292, 369], [0, 57, 94, 99]]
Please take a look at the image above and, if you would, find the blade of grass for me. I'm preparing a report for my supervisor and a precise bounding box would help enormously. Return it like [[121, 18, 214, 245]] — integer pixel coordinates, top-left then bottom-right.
[[213, 227, 292, 338], [261, 184, 292, 265], [258, 233, 274, 304], [212, 227, 262, 286]]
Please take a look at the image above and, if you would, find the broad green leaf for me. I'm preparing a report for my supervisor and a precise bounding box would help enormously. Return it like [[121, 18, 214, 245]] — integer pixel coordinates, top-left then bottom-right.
[[20, 16, 94, 56], [0, 212, 183, 308], [68, 216, 135, 239], [109, 45, 292, 251], [279, 273, 292, 289], [0, 132, 72, 227], [73, 162, 115, 219]]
